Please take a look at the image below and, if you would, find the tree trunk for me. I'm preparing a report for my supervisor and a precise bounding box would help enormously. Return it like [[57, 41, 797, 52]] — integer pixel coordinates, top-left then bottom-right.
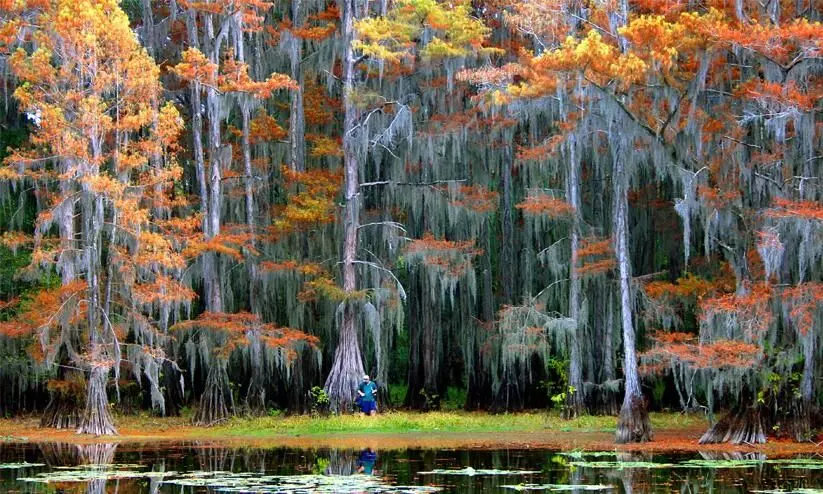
[[565, 136, 585, 418], [204, 83, 224, 313], [324, 301, 366, 412], [185, 10, 222, 313], [41, 366, 83, 429], [614, 156, 652, 444], [466, 223, 494, 410], [501, 145, 514, 303], [699, 403, 766, 445], [405, 271, 425, 408], [241, 103, 259, 312], [288, 0, 305, 172], [77, 366, 117, 436], [42, 176, 84, 430], [161, 359, 184, 416], [194, 359, 233, 425], [323, 0, 366, 412]]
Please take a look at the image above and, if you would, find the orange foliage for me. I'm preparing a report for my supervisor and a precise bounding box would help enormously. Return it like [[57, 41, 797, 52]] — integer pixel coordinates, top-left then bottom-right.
[[642, 331, 762, 372], [285, 4, 339, 40], [303, 79, 339, 126], [450, 185, 499, 214], [272, 166, 341, 234], [307, 134, 344, 158], [645, 273, 715, 301], [516, 194, 575, 218], [576, 237, 612, 259], [767, 197, 823, 222], [406, 233, 481, 279], [173, 311, 318, 358], [259, 260, 325, 277], [700, 283, 773, 339], [219, 53, 298, 97], [781, 283, 823, 335], [0, 231, 32, 253], [133, 275, 197, 306], [516, 136, 566, 162], [248, 110, 288, 144]]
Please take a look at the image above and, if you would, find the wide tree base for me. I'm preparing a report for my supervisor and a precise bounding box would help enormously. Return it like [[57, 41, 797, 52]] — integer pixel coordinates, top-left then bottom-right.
[[615, 395, 652, 443], [563, 392, 586, 419], [324, 310, 365, 413], [193, 361, 233, 426], [77, 366, 117, 436], [585, 381, 622, 416], [699, 406, 765, 445], [776, 398, 813, 442], [41, 394, 82, 429]]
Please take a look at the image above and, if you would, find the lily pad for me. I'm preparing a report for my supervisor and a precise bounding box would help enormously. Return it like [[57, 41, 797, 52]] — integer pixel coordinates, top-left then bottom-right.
[[678, 459, 766, 469], [560, 451, 617, 459], [417, 467, 540, 476], [751, 490, 823, 493], [20, 466, 176, 483], [569, 461, 675, 469], [162, 471, 441, 493], [0, 462, 45, 469], [503, 483, 614, 491]]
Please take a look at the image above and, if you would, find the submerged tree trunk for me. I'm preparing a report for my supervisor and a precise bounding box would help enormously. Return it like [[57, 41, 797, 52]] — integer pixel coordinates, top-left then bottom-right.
[[323, 0, 366, 412], [613, 155, 652, 444], [77, 366, 117, 436]]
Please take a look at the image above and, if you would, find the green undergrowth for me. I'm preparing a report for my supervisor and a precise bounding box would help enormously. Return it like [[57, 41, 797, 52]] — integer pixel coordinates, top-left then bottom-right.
[[202, 411, 705, 438]]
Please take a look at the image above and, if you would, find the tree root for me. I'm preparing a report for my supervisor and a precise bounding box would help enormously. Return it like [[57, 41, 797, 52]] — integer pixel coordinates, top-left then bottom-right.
[[615, 394, 652, 443], [77, 366, 117, 436], [700, 405, 765, 445], [193, 360, 233, 426]]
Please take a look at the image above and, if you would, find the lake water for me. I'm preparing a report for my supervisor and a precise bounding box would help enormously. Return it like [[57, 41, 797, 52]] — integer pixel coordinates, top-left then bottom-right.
[[1, 442, 823, 492]]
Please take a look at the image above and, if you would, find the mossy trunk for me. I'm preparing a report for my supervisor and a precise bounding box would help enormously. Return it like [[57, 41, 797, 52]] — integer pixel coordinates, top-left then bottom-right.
[[161, 359, 184, 416], [564, 135, 585, 419], [324, 301, 365, 412], [699, 404, 766, 445], [41, 392, 82, 429], [324, 0, 366, 414], [193, 360, 233, 426], [614, 153, 651, 443], [41, 364, 84, 429], [615, 393, 652, 443], [77, 366, 117, 436]]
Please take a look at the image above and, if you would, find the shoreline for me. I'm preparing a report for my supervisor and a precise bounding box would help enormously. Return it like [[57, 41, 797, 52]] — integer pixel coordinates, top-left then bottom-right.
[[0, 413, 821, 456]]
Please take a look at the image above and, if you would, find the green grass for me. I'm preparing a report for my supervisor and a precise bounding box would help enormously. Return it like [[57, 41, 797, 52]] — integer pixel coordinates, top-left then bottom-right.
[[205, 411, 705, 438]]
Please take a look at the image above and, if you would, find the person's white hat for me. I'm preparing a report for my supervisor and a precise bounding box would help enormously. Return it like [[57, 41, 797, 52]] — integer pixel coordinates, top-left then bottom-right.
[[363, 375, 370, 380]]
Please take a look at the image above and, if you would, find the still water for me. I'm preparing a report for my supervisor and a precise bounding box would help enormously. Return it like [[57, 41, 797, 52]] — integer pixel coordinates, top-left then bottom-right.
[[1, 442, 823, 493]]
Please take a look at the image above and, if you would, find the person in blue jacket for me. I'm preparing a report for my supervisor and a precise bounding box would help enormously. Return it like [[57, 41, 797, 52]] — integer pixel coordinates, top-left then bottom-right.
[[357, 375, 378, 415]]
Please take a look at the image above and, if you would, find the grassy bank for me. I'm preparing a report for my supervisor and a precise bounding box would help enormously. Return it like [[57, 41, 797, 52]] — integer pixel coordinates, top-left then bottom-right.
[[207, 411, 706, 438], [3, 411, 822, 454]]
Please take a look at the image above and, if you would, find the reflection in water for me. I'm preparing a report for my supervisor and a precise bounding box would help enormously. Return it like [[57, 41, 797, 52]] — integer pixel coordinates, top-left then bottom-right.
[[357, 447, 378, 475], [2, 443, 823, 492], [39, 442, 119, 494], [325, 448, 357, 475]]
